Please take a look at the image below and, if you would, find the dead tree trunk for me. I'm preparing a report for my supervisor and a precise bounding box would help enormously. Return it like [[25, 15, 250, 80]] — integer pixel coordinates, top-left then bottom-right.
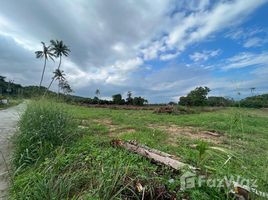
[[111, 140, 195, 171]]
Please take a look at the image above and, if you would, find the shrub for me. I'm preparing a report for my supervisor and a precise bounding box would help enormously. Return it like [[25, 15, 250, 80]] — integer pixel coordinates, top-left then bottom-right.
[[154, 106, 199, 114], [13, 100, 76, 168]]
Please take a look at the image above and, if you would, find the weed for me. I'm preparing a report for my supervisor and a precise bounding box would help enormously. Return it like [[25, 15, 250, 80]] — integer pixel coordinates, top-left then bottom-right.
[[13, 100, 76, 169]]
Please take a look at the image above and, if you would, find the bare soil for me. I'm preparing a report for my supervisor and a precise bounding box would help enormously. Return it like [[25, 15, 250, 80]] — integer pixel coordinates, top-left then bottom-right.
[[148, 124, 223, 145], [0, 103, 25, 200]]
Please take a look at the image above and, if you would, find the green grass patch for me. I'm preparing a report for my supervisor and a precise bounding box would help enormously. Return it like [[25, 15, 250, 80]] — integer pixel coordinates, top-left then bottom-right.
[[11, 100, 268, 199], [13, 100, 77, 169]]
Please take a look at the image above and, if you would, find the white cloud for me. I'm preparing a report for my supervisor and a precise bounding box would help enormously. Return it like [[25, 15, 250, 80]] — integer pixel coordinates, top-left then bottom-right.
[[165, 0, 267, 52], [222, 52, 268, 70], [0, 0, 267, 102], [226, 27, 268, 48], [243, 37, 267, 48], [160, 52, 180, 61], [190, 49, 220, 62]]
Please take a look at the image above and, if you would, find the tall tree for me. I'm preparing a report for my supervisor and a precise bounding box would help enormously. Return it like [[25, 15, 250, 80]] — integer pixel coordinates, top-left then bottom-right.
[[179, 86, 210, 106], [126, 91, 133, 105], [46, 40, 70, 91], [95, 89, 100, 104], [95, 89, 100, 97], [59, 80, 73, 95], [50, 40, 70, 70], [49, 69, 66, 95], [35, 42, 54, 87]]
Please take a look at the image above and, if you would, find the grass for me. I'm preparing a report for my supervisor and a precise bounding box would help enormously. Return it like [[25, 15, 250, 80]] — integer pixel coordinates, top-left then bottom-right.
[[13, 100, 77, 169], [11, 100, 268, 199]]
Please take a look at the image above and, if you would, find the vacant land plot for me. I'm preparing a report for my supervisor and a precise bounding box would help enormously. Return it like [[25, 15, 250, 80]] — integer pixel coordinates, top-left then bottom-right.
[[11, 101, 268, 199]]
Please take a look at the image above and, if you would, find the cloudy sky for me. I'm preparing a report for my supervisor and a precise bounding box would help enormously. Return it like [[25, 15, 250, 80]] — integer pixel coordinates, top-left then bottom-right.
[[0, 0, 268, 103]]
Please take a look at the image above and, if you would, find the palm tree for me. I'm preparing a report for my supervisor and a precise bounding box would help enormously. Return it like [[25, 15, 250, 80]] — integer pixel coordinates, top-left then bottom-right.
[[54, 69, 66, 94], [46, 40, 70, 92], [50, 40, 70, 70], [95, 89, 100, 97], [44, 69, 68, 97], [59, 80, 73, 94], [35, 42, 54, 87], [95, 89, 100, 104]]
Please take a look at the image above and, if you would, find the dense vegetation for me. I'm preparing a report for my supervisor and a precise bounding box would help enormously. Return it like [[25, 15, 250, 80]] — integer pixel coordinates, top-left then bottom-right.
[[240, 94, 268, 108], [179, 86, 268, 108], [11, 99, 268, 199], [13, 100, 77, 168]]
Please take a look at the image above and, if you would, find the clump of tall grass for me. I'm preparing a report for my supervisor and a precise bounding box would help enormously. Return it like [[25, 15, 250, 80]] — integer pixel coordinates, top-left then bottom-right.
[[13, 99, 76, 168]]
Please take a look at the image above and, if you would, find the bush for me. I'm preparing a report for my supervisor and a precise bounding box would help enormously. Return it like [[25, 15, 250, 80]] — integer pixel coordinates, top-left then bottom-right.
[[154, 106, 199, 114], [13, 100, 76, 168]]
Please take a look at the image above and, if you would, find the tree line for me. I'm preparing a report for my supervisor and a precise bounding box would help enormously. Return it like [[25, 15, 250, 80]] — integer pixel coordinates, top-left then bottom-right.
[[178, 86, 268, 108], [76, 90, 148, 106]]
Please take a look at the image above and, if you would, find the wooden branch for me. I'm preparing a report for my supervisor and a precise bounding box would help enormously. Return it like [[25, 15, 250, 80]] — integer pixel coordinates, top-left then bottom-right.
[[112, 140, 266, 199], [111, 140, 195, 171]]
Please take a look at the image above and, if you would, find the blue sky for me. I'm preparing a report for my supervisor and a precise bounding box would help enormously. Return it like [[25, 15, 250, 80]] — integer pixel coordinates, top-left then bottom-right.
[[0, 0, 268, 103]]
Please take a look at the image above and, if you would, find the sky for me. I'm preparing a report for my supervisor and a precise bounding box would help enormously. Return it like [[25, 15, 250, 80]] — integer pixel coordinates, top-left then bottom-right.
[[0, 0, 268, 103]]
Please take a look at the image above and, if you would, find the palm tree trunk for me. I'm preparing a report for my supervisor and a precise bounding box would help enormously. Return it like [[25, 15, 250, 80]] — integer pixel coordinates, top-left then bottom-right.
[[58, 80, 60, 97], [57, 56, 62, 70], [44, 56, 62, 96], [39, 58, 47, 87], [47, 77, 55, 91], [43, 77, 55, 97]]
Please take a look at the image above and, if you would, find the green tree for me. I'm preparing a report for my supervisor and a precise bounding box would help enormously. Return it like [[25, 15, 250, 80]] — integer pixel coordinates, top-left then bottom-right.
[[179, 86, 210, 106], [59, 80, 73, 95], [50, 40, 70, 70], [47, 40, 70, 91], [35, 42, 54, 87], [50, 69, 66, 95], [133, 96, 147, 106], [112, 94, 123, 105], [126, 91, 133, 105], [95, 89, 101, 104], [95, 89, 100, 97]]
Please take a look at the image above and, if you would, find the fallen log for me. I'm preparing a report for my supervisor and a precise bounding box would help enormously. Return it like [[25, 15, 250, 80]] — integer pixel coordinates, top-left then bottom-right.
[[111, 139, 195, 171], [111, 140, 265, 200]]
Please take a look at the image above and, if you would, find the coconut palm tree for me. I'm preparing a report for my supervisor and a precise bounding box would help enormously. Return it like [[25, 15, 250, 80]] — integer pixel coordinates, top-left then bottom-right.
[[95, 89, 100, 97], [53, 69, 66, 95], [35, 42, 54, 87], [59, 80, 73, 95], [50, 40, 70, 70], [95, 89, 101, 104], [46, 40, 70, 92]]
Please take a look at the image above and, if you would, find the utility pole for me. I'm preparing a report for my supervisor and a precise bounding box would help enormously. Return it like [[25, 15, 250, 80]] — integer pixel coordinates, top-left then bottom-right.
[[250, 87, 256, 96]]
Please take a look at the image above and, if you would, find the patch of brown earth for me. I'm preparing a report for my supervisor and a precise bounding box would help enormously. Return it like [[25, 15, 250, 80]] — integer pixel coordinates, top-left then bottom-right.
[[90, 119, 136, 137], [148, 124, 223, 145], [109, 127, 136, 137]]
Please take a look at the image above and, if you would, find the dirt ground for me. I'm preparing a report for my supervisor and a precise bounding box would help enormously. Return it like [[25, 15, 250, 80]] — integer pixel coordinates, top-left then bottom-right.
[[88, 118, 223, 145], [0, 103, 25, 200]]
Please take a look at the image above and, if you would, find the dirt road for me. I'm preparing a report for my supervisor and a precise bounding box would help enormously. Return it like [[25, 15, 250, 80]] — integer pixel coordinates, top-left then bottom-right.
[[0, 103, 25, 199]]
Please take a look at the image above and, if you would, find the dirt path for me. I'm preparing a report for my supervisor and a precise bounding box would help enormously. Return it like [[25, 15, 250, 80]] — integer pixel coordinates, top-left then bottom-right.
[[0, 103, 26, 199]]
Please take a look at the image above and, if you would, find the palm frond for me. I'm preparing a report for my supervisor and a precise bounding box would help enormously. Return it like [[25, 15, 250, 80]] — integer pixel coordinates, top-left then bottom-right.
[[35, 51, 44, 58]]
